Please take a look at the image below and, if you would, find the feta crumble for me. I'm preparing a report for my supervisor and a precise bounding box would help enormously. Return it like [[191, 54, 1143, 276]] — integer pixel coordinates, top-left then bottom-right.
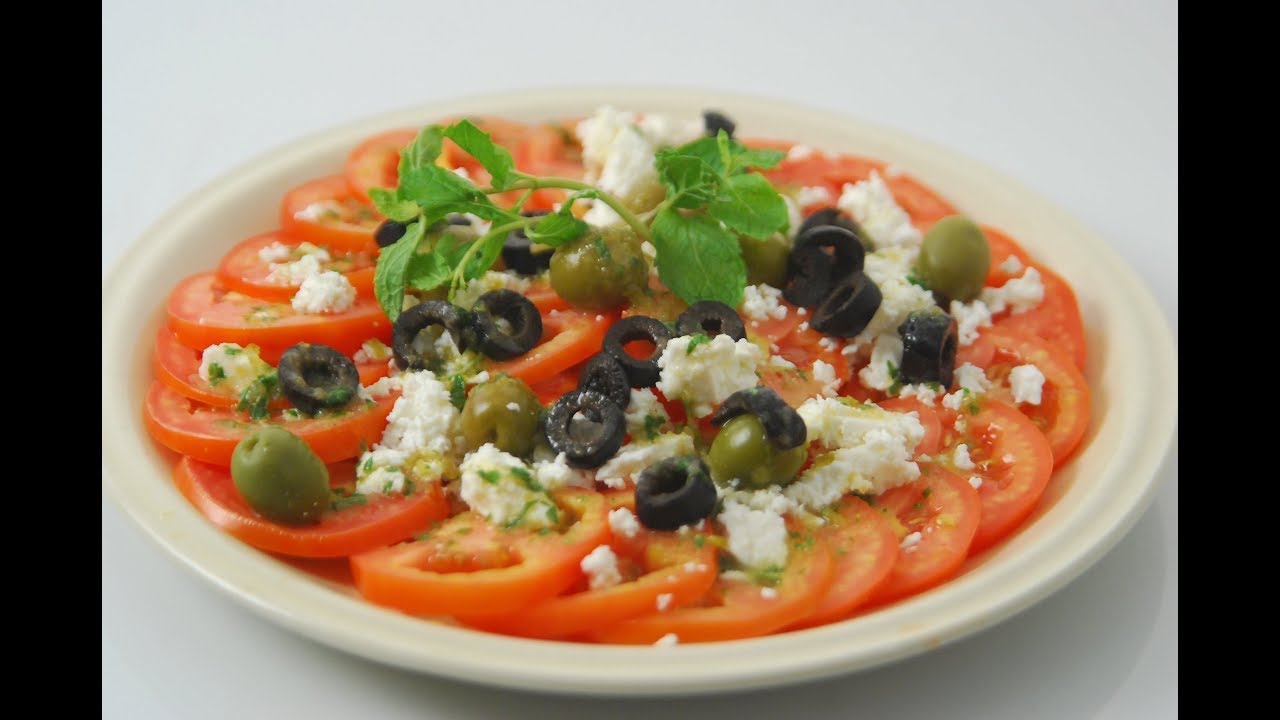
[[794, 185, 833, 208], [954, 363, 990, 393], [257, 241, 292, 263], [980, 267, 1045, 316], [654, 633, 679, 647], [953, 444, 976, 470], [858, 334, 904, 392], [656, 593, 674, 611], [197, 343, 271, 396], [999, 255, 1025, 275], [580, 545, 623, 590], [837, 170, 921, 249], [1008, 364, 1046, 405], [624, 388, 669, 440], [740, 283, 789, 322], [812, 359, 840, 398], [459, 443, 558, 528], [292, 271, 356, 314], [900, 531, 923, 551], [596, 433, 695, 488], [718, 499, 789, 569], [452, 271, 531, 310], [608, 507, 642, 540], [968, 476, 984, 490], [656, 334, 764, 418], [949, 299, 993, 346], [353, 338, 392, 364]]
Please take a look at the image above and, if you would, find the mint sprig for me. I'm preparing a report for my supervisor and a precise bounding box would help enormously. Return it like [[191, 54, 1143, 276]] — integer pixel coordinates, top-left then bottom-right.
[[371, 119, 789, 319]]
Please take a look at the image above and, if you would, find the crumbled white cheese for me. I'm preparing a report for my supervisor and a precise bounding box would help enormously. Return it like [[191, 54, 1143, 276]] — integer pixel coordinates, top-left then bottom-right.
[[292, 271, 356, 314], [368, 371, 459, 458], [787, 398, 925, 507], [953, 444, 976, 470], [656, 334, 765, 418], [795, 185, 834, 208], [854, 247, 936, 346], [636, 113, 703, 148], [596, 433, 695, 488], [580, 544, 623, 590], [812, 359, 840, 398], [197, 343, 272, 396], [768, 354, 797, 370], [459, 443, 558, 528], [718, 485, 799, 517], [532, 452, 593, 490], [609, 507, 642, 540], [624, 388, 670, 440], [452, 166, 471, 181], [969, 476, 984, 490], [837, 170, 921, 249], [858, 334, 904, 392], [266, 252, 327, 286], [353, 338, 392, 364], [949, 299, 994, 346], [783, 196, 802, 238], [355, 466, 406, 496], [760, 587, 779, 600], [452, 270, 531, 310], [576, 107, 666, 222], [980, 267, 1045, 316], [357, 373, 404, 402], [955, 363, 990, 393], [257, 241, 292, 263], [1008, 364, 1046, 405], [656, 592, 674, 611], [740, 283, 789, 322], [654, 633, 679, 647], [786, 145, 815, 161], [898, 383, 940, 406], [718, 499, 789, 569], [999, 255, 1025, 275], [900, 531, 923, 551]]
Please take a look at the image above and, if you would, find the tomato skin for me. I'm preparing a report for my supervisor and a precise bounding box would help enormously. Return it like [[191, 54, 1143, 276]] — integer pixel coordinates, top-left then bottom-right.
[[166, 273, 391, 361], [788, 495, 897, 629], [173, 457, 449, 558], [751, 306, 851, 408], [143, 381, 396, 465], [215, 231, 376, 302], [487, 309, 616, 386], [279, 175, 381, 253], [350, 489, 610, 617], [866, 465, 982, 606], [940, 398, 1055, 553], [344, 128, 417, 202]]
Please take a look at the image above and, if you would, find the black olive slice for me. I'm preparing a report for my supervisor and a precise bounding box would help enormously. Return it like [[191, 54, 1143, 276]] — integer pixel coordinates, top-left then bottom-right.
[[577, 353, 631, 410], [898, 312, 959, 387], [544, 389, 626, 468], [392, 300, 469, 370], [635, 455, 717, 531], [711, 386, 807, 451], [797, 207, 873, 252], [277, 343, 360, 414], [675, 300, 746, 341], [603, 315, 673, 388], [782, 225, 866, 308], [703, 110, 736, 139], [501, 211, 553, 275], [810, 273, 882, 338], [374, 219, 409, 248], [465, 289, 543, 361]]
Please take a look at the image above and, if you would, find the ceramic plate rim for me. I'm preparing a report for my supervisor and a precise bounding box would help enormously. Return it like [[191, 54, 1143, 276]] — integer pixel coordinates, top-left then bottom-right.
[[102, 85, 1177, 697]]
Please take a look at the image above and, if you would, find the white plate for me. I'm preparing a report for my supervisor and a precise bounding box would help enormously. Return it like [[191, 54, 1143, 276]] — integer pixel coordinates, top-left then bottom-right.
[[101, 87, 1177, 696]]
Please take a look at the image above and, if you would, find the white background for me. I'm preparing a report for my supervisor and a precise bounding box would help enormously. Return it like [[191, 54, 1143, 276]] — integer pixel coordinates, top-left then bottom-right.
[[103, 1, 1178, 717]]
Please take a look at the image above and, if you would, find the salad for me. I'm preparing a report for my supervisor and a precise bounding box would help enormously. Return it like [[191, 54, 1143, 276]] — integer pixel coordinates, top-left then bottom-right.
[[143, 106, 1091, 645]]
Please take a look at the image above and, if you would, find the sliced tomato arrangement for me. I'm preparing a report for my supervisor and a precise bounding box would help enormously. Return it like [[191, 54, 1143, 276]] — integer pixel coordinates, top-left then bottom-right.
[[140, 112, 1092, 647]]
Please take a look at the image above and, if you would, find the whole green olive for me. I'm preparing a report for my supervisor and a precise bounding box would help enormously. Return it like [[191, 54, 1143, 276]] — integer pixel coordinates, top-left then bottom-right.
[[230, 426, 330, 525], [549, 226, 649, 309], [460, 374, 543, 456], [739, 234, 790, 288], [916, 215, 991, 302], [706, 414, 806, 490]]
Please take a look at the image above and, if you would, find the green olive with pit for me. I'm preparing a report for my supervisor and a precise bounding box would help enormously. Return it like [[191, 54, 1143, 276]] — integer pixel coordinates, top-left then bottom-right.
[[549, 226, 649, 309], [230, 426, 330, 525], [739, 234, 790, 288], [706, 414, 807, 490], [915, 215, 991, 302], [460, 375, 543, 456]]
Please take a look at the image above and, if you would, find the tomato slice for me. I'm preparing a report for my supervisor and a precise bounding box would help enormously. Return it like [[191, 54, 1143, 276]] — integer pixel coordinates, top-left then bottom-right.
[[215, 230, 376, 302], [877, 396, 944, 456], [344, 128, 417, 202], [279, 175, 381, 252], [166, 273, 391, 362], [752, 308, 851, 407], [788, 495, 898, 629], [514, 120, 584, 212], [969, 327, 1091, 466], [486, 309, 616, 386], [938, 398, 1055, 553], [151, 327, 390, 409], [143, 381, 395, 465], [584, 521, 834, 644], [350, 489, 610, 617], [866, 464, 982, 606], [458, 526, 717, 639], [173, 457, 449, 558]]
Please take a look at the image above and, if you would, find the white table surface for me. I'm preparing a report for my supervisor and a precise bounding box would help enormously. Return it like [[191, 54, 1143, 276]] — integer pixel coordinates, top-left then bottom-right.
[[103, 1, 1178, 717]]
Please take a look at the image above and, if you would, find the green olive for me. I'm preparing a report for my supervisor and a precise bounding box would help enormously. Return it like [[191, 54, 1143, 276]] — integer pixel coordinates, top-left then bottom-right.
[[230, 426, 330, 525], [460, 375, 542, 456], [706, 414, 807, 490], [739, 234, 790, 288], [549, 226, 648, 309], [916, 215, 991, 302]]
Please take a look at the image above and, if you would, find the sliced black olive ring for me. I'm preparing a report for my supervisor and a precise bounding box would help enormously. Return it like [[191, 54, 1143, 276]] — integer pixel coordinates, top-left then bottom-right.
[[602, 315, 673, 388], [898, 311, 959, 387], [544, 389, 626, 468], [711, 386, 807, 450], [577, 353, 631, 410], [703, 110, 736, 139], [374, 219, 409, 248], [501, 211, 554, 275], [392, 300, 470, 370], [635, 455, 718, 531], [797, 207, 873, 253], [810, 273, 882, 338], [277, 343, 359, 414], [675, 300, 746, 342], [465, 289, 543, 361], [782, 225, 866, 308]]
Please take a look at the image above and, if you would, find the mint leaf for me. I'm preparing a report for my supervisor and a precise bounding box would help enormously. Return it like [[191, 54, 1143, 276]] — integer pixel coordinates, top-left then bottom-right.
[[399, 124, 444, 175], [374, 219, 425, 321], [442, 120, 516, 190], [405, 251, 451, 291], [671, 136, 727, 174], [733, 146, 785, 171], [709, 173, 788, 240], [399, 165, 486, 215], [525, 212, 587, 247], [650, 209, 746, 306], [449, 374, 466, 410], [655, 152, 719, 209], [368, 187, 419, 223]]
